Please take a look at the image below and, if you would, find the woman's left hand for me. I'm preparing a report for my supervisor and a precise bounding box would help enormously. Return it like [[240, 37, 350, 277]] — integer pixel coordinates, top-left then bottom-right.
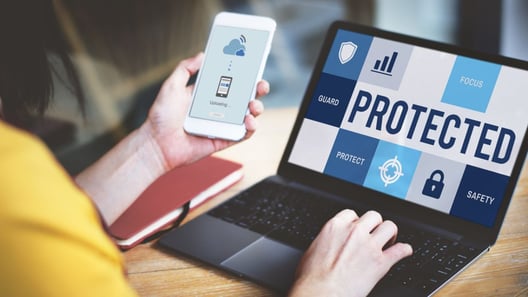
[[144, 52, 269, 171]]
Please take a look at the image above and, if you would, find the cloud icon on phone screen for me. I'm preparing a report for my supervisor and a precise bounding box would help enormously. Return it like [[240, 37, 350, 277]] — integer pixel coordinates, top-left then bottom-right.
[[223, 36, 246, 56]]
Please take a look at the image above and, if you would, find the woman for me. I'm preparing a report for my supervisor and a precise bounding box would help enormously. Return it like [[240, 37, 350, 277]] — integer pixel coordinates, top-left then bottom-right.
[[0, 1, 411, 296]]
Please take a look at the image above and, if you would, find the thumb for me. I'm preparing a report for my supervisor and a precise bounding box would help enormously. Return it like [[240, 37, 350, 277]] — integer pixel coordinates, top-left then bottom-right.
[[166, 52, 204, 90]]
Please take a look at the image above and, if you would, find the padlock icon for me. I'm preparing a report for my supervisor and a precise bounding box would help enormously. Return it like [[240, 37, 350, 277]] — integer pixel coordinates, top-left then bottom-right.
[[422, 170, 444, 199]]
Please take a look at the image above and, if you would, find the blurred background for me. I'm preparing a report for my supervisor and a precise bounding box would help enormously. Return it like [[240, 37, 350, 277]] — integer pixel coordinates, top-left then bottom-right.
[[39, 0, 527, 175]]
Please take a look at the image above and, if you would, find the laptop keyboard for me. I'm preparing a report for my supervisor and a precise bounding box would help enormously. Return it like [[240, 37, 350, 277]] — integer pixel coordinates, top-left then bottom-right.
[[376, 225, 479, 295], [208, 180, 480, 295], [209, 180, 343, 249]]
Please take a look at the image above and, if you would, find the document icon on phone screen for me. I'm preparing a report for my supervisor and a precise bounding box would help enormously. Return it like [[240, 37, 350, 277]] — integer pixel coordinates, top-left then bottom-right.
[[216, 76, 233, 98]]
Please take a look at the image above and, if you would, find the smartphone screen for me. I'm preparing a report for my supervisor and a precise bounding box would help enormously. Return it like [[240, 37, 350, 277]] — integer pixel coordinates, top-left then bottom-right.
[[188, 25, 272, 124]]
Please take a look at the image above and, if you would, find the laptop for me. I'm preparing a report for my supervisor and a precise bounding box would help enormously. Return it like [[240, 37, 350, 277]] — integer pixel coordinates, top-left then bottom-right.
[[159, 21, 528, 296]]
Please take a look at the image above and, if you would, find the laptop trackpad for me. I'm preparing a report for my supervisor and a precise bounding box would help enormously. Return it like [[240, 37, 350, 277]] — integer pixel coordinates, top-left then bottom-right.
[[221, 237, 303, 292], [159, 215, 261, 264]]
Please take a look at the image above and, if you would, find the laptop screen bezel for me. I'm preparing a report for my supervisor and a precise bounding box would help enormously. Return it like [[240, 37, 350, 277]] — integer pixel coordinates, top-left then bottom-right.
[[277, 21, 528, 245]]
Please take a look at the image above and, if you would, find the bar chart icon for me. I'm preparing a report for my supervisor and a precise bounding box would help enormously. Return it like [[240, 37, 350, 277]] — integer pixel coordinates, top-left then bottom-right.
[[371, 51, 399, 76]]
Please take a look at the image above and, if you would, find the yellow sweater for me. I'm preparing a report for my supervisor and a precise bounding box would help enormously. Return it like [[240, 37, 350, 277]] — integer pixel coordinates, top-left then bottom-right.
[[0, 122, 137, 297]]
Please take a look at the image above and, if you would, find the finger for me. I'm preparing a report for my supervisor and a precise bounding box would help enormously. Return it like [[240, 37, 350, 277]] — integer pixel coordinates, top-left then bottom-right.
[[321, 209, 359, 243], [255, 80, 270, 99], [311, 209, 359, 248], [242, 100, 265, 140], [383, 242, 413, 268], [333, 209, 360, 224], [305, 209, 359, 265], [243, 114, 257, 140], [370, 220, 398, 249], [356, 210, 383, 233], [248, 99, 264, 117]]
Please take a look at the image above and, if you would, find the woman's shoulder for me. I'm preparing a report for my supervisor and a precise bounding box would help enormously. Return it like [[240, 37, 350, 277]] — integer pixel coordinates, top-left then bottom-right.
[[0, 120, 138, 297]]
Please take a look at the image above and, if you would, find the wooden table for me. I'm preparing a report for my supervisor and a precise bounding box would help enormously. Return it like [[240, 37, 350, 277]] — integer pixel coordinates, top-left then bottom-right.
[[124, 107, 528, 297]]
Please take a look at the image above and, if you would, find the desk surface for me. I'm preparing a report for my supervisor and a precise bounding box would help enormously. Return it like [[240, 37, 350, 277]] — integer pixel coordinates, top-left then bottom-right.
[[124, 107, 528, 297]]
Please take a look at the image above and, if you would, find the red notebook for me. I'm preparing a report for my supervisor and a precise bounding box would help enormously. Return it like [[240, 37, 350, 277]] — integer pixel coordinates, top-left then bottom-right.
[[109, 156, 243, 249]]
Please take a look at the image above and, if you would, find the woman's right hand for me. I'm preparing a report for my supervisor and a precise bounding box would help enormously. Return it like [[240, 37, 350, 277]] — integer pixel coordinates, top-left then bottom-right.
[[289, 210, 413, 297]]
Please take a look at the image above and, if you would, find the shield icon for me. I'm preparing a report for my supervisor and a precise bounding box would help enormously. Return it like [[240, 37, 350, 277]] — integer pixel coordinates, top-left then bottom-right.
[[339, 41, 357, 64]]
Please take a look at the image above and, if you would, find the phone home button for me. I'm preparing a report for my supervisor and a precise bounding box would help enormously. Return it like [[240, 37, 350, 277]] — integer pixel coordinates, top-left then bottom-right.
[[209, 112, 225, 118]]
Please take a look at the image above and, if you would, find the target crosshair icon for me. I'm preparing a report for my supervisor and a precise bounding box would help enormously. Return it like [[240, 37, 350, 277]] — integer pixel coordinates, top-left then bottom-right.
[[378, 155, 404, 187]]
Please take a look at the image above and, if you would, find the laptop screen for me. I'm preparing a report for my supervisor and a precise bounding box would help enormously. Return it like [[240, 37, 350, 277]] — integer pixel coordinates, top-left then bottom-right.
[[287, 25, 528, 227]]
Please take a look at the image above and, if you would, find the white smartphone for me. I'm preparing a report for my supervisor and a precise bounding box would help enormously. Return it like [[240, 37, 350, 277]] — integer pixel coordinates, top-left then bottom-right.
[[183, 12, 276, 141]]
